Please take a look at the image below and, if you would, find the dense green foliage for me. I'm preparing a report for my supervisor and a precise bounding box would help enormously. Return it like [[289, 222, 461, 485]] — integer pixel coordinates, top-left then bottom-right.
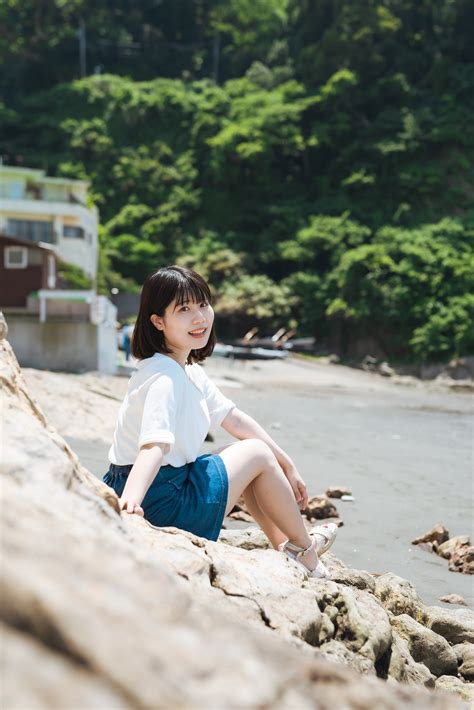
[[1, 1, 473, 361]]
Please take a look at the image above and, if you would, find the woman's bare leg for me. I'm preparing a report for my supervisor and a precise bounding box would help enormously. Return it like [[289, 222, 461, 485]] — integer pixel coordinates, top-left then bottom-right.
[[243, 481, 287, 549], [210, 443, 287, 548], [217, 439, 318, 568]]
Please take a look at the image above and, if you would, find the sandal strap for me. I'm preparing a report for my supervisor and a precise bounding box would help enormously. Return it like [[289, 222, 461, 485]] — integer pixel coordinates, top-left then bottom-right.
[[284, 539, 314, 559]]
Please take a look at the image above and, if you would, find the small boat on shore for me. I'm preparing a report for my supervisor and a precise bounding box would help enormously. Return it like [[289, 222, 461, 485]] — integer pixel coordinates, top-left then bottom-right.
[[213, 343, 289, 360]]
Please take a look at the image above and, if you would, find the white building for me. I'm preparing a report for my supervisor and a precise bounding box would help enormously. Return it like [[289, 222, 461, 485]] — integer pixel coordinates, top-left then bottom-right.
[[0, 165, 98, 280]]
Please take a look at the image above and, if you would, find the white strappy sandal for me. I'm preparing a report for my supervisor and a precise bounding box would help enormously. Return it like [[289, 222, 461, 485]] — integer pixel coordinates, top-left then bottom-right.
[[280, 538, 330, 579], [278, 523, 338, 579]]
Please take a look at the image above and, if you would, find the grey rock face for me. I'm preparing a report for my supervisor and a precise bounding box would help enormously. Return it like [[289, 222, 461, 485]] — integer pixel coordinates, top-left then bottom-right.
[[423, 606, 474, 645], [391, 615, 458, 677], [0, 337, 467, 710], [388, 631, 436, 688], [374, 573, 425, 618], [435, 675, 474, 704], [453, 642, 474, 681]]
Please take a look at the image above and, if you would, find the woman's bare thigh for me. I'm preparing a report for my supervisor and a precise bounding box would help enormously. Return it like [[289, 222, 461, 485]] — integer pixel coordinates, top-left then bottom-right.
[[216, 438, 276, 516]]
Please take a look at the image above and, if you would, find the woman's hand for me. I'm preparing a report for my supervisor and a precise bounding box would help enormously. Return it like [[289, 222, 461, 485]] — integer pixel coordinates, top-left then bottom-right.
[[283, 465, 309, 511], [118, 495, 144, 517]]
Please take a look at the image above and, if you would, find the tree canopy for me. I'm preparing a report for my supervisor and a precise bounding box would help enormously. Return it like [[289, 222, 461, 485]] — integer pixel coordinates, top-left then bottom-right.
[[1, 0, 473, 362]]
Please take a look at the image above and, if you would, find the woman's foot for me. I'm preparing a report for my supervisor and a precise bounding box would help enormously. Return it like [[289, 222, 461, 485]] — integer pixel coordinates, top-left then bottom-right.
[[309, 522, 338, 556], [280, 537, 329, 579]]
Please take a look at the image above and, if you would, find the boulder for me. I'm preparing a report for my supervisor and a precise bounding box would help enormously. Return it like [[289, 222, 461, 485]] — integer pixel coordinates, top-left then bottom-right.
[[448, 545, 474, 575], [437, 536, 470, 560], [412, 524, 450, 547], [453, 642, 474, 681], [391, 615, 458, 677], [374, 573, 425, 618], [319, 640, 375, 676], [388, 631, 435, 688], [303, 495, 339, 520], [435, 675, 474, 704], [326, 486, 352, 499], [314, 581, 392, 666], [423, 606, 474, 644], [0, 333, 467, 709]]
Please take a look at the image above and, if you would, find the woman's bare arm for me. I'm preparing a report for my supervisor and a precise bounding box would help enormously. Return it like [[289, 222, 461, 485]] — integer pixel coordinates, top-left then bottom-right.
[[220, 407, 308, 509], [221, 407, 294, 471], [119, 442, 170, 514]]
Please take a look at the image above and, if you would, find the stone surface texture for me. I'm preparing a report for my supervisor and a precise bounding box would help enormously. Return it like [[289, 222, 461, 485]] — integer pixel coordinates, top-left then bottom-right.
[[0, 335, 472, 709]]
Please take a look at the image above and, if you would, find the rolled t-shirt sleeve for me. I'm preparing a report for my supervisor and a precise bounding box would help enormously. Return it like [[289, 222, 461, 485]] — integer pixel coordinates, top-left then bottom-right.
[[138, 374, 183, 449], [199, 368, 236, 428]]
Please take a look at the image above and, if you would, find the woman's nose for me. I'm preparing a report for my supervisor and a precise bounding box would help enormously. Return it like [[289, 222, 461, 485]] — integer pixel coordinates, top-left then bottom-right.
[[192, 309, 206, 323]]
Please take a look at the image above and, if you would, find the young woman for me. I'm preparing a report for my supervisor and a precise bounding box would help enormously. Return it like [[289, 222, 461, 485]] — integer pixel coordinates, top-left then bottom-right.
[[103, 265, 337, 578]]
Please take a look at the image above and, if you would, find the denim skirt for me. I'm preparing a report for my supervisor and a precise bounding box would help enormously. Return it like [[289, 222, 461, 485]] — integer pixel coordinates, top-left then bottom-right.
[[102, 453, 229, 542]]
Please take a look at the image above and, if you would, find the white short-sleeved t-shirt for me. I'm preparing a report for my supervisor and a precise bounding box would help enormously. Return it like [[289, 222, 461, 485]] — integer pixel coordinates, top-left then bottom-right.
[[108, 353, 235, 467]]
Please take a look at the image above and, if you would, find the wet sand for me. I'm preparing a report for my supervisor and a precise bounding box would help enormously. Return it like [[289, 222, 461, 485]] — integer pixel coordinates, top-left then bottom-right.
[[24, 355, 473, 607]]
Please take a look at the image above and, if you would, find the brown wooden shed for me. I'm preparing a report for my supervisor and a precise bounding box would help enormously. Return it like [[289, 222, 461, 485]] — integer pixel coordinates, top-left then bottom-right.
[[0, 234, 59, 307]]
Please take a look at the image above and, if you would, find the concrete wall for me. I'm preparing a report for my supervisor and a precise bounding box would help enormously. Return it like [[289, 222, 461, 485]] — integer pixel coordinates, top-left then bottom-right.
[[5, 315, 117, 374], [111, 292, 140, 320]]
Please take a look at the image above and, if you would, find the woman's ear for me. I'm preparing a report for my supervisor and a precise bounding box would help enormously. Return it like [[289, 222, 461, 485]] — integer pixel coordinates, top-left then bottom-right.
[[150, 314, 164, 331]]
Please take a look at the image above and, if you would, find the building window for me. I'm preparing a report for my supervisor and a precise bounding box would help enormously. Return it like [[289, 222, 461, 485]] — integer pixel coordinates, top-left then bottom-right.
[[5, 246, 28, 268], [63, 225, 85, 239], [6, 219, 54, 244]]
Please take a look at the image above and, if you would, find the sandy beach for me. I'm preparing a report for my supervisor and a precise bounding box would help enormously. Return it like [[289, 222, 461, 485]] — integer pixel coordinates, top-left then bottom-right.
[[23, 354, 473, 607]]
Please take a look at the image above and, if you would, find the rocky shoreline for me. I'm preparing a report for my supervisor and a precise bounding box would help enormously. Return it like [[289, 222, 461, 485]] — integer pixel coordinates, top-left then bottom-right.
[[1, 330, 473, 708]]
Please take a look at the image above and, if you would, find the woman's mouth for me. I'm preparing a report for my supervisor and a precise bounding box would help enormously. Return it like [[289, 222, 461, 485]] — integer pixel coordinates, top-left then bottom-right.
[[188, 327, 207, 339]]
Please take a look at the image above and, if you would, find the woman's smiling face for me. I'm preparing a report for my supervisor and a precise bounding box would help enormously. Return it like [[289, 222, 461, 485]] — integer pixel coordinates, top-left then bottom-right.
[[151, 297, 214, 359]]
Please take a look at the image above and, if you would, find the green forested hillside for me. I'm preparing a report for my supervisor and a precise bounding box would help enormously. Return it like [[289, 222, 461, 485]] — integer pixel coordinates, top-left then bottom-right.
[[1, 1, 473, 361]]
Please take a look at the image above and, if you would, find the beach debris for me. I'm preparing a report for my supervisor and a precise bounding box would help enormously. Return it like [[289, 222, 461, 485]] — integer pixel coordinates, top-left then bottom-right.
[[379, 362, 395, 377], [439, 594, 467, 606], [341, 494, 355, 502], [411, 524, 449, 548], [326, 486, 351, 499], [413, 528, 474, 575], [360, 356, 394, 377], [302, 495, 339, 520], [448, 544, 474, 575], [437, 535, 470, 560]]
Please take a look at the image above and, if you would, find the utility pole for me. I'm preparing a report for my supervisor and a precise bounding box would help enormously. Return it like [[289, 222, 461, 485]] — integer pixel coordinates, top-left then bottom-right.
[[78, 19, 87, 78]]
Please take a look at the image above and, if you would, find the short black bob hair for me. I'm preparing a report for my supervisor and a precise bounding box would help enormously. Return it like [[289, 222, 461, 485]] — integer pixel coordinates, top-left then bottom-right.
[[131, 265, 217, 364]]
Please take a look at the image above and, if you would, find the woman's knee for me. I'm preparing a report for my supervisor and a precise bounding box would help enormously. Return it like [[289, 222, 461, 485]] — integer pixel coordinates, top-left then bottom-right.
[[240, 438, 275, 468]]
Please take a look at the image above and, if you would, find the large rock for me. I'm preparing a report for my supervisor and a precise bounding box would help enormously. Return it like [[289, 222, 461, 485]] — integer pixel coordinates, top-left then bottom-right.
[[0, 335, 466, 709], [391, 615, 458, 677], [313, 580, 392, 666], [435, 675, 474, 704], [448, 545, 474, 575], [422, 606, 474, 644], [437, 536, 470, 560], [453, 642, 474, 681], [303, 495, 340, 520], [374, 573, 425, 618], [388, 631, 435, 688], [412, 524, 450, 547]]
